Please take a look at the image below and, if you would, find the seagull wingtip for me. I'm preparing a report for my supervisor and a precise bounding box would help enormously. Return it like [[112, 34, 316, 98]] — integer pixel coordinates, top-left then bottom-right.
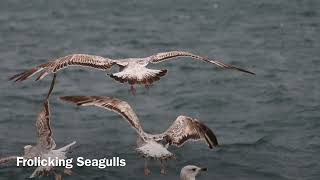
[[59, 96, 74, 103], [238, 68, 255, 75]]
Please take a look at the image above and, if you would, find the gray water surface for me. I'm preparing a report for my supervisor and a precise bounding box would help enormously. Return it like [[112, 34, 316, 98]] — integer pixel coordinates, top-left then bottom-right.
[[0, 0, 319, 180]]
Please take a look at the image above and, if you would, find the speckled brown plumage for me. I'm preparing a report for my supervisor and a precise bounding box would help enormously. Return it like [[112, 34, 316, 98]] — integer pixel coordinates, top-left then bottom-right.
[[9, 51, 254, 88]]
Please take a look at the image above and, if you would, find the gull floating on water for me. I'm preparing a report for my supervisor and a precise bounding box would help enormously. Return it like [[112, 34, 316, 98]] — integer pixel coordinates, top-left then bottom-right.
[[0, 75, 76, 180], [9, 51, 255, 95], [60, 95, 218, 175], [180, 165, 207, 180]]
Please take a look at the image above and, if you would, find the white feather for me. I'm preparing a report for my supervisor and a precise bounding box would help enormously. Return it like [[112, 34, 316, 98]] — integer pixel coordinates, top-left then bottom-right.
[[136, 141, 173, 159]]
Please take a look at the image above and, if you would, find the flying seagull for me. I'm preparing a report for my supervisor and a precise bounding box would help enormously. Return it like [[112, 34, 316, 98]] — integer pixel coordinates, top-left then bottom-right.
[[0, 75, 76, 180], [180, 165, 207, 180], [9, 51, 255, 95], [60, 96, 218, 175]]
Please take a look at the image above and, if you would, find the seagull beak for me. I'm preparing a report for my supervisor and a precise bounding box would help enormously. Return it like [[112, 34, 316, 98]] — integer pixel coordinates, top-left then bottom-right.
[[200, 167, 207, 171]]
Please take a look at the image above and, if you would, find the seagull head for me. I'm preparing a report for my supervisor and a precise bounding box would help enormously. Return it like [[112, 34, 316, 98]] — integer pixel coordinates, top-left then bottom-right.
[[180, 165, 207, 180]]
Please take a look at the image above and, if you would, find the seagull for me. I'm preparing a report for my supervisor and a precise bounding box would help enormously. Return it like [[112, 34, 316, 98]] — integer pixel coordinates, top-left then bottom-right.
[[60, 96, 218, 175], [0, 75, 76, 180], [9, 51, 255, 95], [180, 165, 207, 180]]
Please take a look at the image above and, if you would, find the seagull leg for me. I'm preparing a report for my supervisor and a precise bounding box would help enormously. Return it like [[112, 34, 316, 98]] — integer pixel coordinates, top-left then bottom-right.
[[144, 159, 151, 176], [160, 159, 166, 175], [129, 85, 136, 96]]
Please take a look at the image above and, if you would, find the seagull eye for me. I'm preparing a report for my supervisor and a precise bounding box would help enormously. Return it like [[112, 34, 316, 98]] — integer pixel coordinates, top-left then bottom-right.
[[192, 168, 196, 171]]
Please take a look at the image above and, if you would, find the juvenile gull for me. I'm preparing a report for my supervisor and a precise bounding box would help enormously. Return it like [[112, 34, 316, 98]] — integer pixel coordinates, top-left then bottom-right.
[[9, 51, 255, 94], [60, 96, 218, 175], [180, 165, 207, 180], [0, 75, 76, 180]]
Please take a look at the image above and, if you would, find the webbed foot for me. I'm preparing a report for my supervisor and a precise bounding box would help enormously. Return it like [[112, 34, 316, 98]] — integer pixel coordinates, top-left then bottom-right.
[[144, 167, 151, 176]]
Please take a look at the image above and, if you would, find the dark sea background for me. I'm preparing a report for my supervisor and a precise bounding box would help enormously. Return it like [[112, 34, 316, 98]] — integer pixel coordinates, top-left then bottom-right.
[[0, 0, 319, 180]]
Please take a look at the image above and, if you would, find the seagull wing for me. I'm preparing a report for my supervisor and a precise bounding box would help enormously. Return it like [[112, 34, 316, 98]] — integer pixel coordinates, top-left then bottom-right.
[[36, 75, 56, 150], [162, 115, 218, 149], [0, 156, 18, 165], [60, 96, 143, 134], [148, 51, 255, 75], [36, 100, 56, 150], [9, 54, 117, 82]]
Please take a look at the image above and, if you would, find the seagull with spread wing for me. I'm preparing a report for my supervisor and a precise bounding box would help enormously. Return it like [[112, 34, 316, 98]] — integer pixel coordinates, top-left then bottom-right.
[[60, 96, 218, 175], [10, 51, 255, 95], [0, 75, 76, 180]]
